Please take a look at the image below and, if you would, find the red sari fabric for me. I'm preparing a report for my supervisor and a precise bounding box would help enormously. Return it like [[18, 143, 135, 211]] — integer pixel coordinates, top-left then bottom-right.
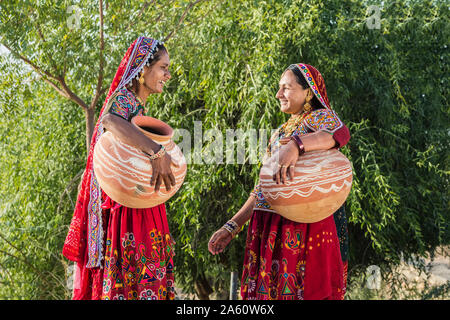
[[71, 196, 175, 300], [240, 210, 346, 300], [101, 197, 175, 300]]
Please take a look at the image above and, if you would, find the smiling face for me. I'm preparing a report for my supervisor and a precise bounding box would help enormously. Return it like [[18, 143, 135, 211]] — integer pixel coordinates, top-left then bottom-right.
[[276, 70, 310, 115], [141, 50, 171, 94]]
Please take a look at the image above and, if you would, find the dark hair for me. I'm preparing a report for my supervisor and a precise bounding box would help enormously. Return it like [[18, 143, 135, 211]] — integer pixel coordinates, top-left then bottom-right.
[[150, 43, 168, 65], [286, 65, 324, 110], [128, 43, 167, 93]]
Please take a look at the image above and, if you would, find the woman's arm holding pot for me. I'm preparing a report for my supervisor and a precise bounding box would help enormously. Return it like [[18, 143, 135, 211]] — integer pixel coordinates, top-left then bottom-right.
[[274, 131, 337, 184], [101, 113, 176, 191]]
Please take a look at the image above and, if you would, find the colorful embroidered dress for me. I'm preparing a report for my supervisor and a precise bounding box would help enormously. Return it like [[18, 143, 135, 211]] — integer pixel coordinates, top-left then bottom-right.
[[62, 37, 175, 300], [107, 87, 146, 120], [240, 64, 350, 300]]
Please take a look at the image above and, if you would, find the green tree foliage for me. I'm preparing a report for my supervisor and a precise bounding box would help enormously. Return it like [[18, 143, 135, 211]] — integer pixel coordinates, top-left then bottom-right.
[[0, 55, 85, 299], [0, 0, 448, 299]]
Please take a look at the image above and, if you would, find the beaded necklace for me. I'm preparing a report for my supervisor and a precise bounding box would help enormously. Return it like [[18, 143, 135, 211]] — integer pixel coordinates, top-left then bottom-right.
[[127, 87, 147, 114], [134, 93, 146, 107], [266, 111, 310, 156]]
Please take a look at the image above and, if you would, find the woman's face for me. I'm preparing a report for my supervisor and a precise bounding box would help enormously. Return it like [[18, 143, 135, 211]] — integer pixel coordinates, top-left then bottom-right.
[[276, 70, 309, 115], [141, 51, 171, 94]]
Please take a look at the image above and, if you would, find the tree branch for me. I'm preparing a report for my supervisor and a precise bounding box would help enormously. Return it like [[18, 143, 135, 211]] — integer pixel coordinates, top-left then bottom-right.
[[58, 77, 89, 109], [3, 43, 60, 84], [100, 85, 109, 97], [43, 78, 71, 98], [3, 44, 69, 98], [0, 232, 52, 288], [2, 43, 89, 109], [0, 262, 16, 291], [185, 0, 221, 28], [164, 0, 207, 42], [35, 20, 60, 76], [56, 169, 84, 216], [125, 0, 156, 32], [0, 248, 52, 287]]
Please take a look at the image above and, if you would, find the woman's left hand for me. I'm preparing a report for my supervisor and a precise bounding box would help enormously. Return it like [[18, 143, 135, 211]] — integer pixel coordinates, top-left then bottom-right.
[[208, 228, 232, 255], [273, 138, 300, 184]]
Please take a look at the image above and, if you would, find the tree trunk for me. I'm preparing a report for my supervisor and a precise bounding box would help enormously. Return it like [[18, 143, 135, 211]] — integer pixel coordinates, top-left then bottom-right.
[[229, 271, 238, 300], [194, 275, 213, 300], [85, 107, 96, 154]]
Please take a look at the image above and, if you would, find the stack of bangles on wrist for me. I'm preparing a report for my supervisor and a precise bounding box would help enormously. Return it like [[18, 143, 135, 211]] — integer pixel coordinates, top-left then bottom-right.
[[290, 135, 305, 155], [221, 220, 241, 238], [145, 145, 166, 160]]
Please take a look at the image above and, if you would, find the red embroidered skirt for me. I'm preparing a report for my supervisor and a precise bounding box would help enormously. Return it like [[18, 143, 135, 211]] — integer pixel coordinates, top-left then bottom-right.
[[240, 209, 346, 300], [72, 197, 175, 300]]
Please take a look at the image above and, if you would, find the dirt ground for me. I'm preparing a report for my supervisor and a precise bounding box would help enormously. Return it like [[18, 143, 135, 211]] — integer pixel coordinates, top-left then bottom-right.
[[174, 246, 449, 300], [398, 246, 449, 287]]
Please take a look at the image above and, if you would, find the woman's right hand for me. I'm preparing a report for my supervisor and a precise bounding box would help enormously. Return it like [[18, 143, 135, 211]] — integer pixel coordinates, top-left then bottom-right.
[[208, 228, 232, 255], [150, 152, 178, 192]]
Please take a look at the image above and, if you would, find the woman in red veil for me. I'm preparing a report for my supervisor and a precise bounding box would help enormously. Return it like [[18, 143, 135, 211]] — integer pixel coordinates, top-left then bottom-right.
[[63, 36, 176, 300], [209, 63, 351, 300]]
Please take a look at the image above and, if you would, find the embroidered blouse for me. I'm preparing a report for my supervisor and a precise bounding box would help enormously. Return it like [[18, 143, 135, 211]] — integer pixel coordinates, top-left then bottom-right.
[[108, 87, 145, 121], [251, 108, 350, 212]]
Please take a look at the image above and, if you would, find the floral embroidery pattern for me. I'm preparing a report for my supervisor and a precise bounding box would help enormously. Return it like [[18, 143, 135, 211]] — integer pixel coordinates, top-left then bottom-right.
[[304, 109, 343, 134], [102, 229, 175, 300], [241, 211, 347, 300], [114, 37, 160, 92], [109, 87, 145, 121], [296, 63, 330, 109], [241, 218, 307, 300]]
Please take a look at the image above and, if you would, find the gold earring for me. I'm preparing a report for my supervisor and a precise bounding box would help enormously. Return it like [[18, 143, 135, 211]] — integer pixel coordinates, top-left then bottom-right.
[[303, 90, 313, 112], [138, 72, 145, 85]]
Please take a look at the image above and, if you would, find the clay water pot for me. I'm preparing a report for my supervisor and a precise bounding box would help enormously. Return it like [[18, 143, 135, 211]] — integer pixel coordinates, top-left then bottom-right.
[[93, 116, 187, 208], [259, 149, 352, 223]]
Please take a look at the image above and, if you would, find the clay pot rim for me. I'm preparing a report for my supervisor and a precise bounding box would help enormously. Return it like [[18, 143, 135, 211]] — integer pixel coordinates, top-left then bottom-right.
[[131, 116, 174, 140]]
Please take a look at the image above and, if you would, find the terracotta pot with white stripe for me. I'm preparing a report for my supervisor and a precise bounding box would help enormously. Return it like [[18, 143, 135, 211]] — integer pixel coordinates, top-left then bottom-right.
[[93, 116, 187, 208], [259, 149, 352, 223]]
